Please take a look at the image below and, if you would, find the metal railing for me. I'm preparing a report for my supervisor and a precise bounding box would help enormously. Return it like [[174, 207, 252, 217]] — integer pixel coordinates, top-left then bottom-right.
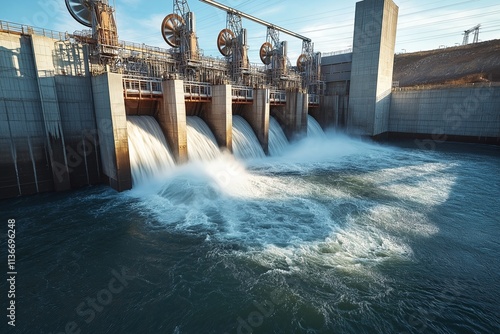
[[0, 20, 70, 40], [322, 48, 353, 57], [184, 81, 212, 101], [123, 75, 163, 98], [232, 86, 253, 102], [308, 94, 320, 105], [270, 90, 286, 104]]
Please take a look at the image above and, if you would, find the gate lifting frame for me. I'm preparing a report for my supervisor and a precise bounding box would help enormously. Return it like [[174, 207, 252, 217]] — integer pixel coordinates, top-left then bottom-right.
[[199, 0, 321, 92]]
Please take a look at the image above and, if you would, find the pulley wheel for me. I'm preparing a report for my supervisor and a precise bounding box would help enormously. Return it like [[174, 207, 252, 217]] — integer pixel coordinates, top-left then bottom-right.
[[217, 29, 235, 57], [161, 13, 184, 47], [65, 0, 92, 27], [297, 54, 309, 72], [259, 42, 273, 65]]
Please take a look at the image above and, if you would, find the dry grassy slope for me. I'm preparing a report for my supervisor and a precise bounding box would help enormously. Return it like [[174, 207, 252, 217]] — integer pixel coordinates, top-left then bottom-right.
[[392, 39, 500, 87]]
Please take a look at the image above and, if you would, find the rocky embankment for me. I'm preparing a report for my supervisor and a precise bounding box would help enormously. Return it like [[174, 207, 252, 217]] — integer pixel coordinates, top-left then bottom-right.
[[393, 39, 500, 87]]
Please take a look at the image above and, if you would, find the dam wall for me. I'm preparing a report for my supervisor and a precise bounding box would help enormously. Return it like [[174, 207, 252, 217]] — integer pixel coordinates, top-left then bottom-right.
[[0, 31, 100, 199], [389, 84, 500, 143]]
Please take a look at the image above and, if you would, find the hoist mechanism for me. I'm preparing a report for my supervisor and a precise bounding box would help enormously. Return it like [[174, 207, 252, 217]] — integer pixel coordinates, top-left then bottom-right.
[[209, 3, 251, 83], [162, 13, 184, 47], [199, 0, 316, 87], [66, 0, 93, 27], [298, 40, 322, 92], [161, 0, 199, 64], [260, 42, 273, 65], [217, 29, 235, 57], [65, 0, 119, 66]]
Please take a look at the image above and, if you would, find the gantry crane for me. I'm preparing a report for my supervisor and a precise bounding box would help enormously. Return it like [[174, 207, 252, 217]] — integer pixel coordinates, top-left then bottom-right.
[[462, 24, 481, 45]]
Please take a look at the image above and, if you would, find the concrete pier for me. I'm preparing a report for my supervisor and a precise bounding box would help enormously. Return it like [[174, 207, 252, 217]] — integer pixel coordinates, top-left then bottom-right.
[[348, 0, 399, 136], [205, 85, 232, 151], [92, 72, 132, 192], [158, 80, 188, 163], [272, 89, 308, 141], [235, 88, 270, 154]]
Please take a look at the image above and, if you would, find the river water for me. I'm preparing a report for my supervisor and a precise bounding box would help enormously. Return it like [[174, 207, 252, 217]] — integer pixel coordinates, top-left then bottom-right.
[[1, 131, 499, 334]]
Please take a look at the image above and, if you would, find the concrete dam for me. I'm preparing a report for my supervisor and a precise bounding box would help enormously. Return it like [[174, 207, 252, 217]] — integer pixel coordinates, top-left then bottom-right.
[[1, 0, 499, 200]]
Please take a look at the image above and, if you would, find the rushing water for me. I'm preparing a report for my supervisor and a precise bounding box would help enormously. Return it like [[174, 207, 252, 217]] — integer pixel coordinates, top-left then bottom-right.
[[232, 116, 266, 160], [307, 115, 326, 138], [2, 132, 499, 334], [186, 116, 221, 161], [127, 116, 175, 186], [268, 116, 289, 156]]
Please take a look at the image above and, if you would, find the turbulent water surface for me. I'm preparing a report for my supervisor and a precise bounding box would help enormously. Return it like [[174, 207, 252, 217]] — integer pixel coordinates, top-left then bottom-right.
[[1, 132, 499, 334]]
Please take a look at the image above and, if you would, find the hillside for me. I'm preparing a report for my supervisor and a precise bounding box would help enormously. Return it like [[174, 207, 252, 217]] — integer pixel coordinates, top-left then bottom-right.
[[393, 39, 500, 87]]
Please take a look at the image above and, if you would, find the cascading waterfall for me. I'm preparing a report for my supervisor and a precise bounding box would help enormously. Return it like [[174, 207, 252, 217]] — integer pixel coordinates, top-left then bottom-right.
[[126, 114, 325, 187], [307, 114, 326, 137], [127, 116, 175, 186], [268, 116, 289, 156], [232, 115, 266, 159], [186, 116, 220, 161]]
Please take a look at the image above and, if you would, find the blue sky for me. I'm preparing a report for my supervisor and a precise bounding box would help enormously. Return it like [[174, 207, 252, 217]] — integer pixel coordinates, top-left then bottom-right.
[[2, 0, 499, 63]]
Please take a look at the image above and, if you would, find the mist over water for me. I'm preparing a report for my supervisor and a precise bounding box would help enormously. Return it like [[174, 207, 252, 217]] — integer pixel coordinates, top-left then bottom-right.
[[6, 116, 499, 334]]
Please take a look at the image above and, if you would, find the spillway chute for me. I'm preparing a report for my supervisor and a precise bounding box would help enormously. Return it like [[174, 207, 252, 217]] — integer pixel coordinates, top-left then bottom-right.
[[127, 116, 175, 186], [307, 115, 325, 138], [232, 116, 265, 159], [268, 117, 289, 156]]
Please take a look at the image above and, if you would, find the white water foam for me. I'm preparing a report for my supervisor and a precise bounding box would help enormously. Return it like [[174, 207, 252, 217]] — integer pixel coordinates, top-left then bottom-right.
[[186, 116, 221, 161], [268, 116, 289, 156], [364, 163, 457, 206], [128, 133, 455, 280], [232, 115, 266, 159], [307, 115, 326, 138], [127, 116, 175, 186]]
